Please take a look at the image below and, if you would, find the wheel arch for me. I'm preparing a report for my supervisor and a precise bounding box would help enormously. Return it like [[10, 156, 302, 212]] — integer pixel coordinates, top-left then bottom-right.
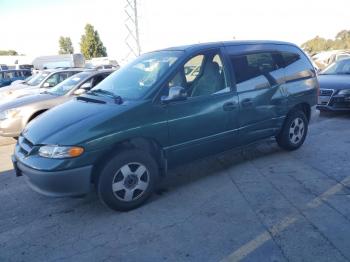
[[289, 102, 311, 121], [91, 137, 167, 184], [28, 109, 47, 123]]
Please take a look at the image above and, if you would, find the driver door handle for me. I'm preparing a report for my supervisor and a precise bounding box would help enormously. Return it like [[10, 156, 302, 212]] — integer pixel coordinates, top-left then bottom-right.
[[223, 101, 237, 111]]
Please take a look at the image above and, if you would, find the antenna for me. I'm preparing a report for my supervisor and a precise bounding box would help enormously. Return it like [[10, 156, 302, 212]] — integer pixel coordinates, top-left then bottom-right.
[[124, 0, 141, 62]]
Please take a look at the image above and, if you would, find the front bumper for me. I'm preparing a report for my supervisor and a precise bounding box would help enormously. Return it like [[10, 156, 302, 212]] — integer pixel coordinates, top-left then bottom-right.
[[317, 93, 350, 112], [0, 117, 23, 137], [12, 155, 93, 197], [316, 105, 350, 112]]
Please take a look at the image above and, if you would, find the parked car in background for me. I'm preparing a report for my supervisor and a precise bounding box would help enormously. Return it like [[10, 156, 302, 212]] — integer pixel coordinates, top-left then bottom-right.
[[12, 41, 318, 211], [0, 69, 32, 88], [311, 50, 350, 70], [0, 64, 9, 71], [0, 68, 83, 104], [0, 70, 113, 138], [327, 52, 350, 66], [317, 58, 350, 112], [85, 57, 119, 70], [15, 64, 34, 70], [10, 75, 34, 86]]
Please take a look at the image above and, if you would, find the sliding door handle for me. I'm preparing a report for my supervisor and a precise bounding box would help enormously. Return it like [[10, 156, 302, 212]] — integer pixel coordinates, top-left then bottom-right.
[[223, 102, 237, 111]]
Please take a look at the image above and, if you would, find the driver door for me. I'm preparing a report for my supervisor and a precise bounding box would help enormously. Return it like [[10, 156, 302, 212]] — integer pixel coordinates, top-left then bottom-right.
[[164, 49, 240, 166]]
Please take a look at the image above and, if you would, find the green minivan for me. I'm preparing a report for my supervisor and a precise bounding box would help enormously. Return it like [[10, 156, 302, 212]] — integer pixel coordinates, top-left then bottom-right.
[[12, 41, 318, 211]]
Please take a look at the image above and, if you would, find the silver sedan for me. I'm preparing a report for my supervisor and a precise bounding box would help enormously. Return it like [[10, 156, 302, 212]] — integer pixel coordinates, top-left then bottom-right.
[[0, 70, 113, 138]]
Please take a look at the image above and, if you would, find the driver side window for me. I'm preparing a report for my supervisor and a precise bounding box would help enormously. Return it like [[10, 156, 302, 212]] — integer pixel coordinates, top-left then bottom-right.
[[167, 53, 228, 98]]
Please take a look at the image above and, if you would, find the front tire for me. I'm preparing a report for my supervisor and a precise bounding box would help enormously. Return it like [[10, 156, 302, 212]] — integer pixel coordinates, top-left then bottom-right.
[[97, 149, 159, 211], [276, 110, 308, 151]]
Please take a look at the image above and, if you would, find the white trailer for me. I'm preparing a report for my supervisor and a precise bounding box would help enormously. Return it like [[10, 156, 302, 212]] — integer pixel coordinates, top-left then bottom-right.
[[32, 54, 85, 70]]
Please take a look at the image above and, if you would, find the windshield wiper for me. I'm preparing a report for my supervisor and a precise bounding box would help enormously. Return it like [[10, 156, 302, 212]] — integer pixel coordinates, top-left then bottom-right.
[[89, 89, 123, 104]]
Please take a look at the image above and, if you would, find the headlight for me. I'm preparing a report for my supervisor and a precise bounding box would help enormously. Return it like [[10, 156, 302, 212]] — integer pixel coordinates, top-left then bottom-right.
[[38, 145, 84, 158], [338, 89, 350, 95], [0, 108, 21, 120]]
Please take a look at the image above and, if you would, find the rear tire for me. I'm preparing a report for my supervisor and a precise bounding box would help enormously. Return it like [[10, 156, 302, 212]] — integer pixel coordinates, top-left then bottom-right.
[[276, 110, 308, 151], [97, 149, 159, 211]]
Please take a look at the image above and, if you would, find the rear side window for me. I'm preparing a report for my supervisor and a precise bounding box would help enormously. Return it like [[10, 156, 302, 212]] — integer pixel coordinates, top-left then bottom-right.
[[281, 52, 300, 67], [281, 48, 315, 83], [230, 52, 282, 92]]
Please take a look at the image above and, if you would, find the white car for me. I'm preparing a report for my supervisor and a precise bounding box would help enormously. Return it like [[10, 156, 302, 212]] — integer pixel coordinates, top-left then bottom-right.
[[0, 68, 83, 104]]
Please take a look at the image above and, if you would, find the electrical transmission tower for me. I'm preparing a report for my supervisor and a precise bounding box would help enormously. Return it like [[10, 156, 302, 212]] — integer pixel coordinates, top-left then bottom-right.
[[124, 0, 141, 61]]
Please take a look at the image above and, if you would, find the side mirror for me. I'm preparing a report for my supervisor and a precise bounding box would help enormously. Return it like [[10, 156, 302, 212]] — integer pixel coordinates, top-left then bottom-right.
[[80, 82, 92, 89], [161, 86, 187, 103], [73, 89, 86, 96], [43, 82, 51, 88]]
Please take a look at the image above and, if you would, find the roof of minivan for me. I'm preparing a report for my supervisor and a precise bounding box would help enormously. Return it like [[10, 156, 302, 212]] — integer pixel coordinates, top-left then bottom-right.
[[161, 40, 298, 52]]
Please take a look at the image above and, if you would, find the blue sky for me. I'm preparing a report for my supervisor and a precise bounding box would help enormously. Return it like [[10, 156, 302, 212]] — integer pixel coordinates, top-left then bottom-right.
[[1, 0, 350, 63]]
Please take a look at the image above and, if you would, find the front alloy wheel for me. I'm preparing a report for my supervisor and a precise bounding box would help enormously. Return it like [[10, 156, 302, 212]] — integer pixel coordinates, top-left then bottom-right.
[[97, 149, 158, 211], [112, 162, 150, 202], [288, 117, 305, 145]]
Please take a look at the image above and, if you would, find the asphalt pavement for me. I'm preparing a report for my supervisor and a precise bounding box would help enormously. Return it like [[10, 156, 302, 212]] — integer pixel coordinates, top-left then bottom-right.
[[0, 112, 350, 262]]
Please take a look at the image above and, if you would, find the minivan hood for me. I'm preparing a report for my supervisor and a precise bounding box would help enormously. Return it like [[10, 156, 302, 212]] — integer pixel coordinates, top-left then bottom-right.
[[318, 74, 350, 90], [23, 97, 142, 145]]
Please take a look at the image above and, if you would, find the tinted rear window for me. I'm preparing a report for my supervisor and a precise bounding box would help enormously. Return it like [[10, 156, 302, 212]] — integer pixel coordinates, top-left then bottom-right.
[[230, 51, 284, 92], [231, 52, 280, 83], [281, 52, 301, 67]]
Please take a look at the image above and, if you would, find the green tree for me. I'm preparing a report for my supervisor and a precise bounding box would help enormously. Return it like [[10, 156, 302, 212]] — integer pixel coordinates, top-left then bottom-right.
[[58, 36, 74, 54], [0, 50, 18, 56], [301, 36, 334, 54], [334, 30, 350, 49], [301, 29, 350, 54], [80, 24, 107, 59]]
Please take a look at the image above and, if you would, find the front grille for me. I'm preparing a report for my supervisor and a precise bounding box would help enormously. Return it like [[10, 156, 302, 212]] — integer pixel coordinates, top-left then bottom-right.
[[318, 89, 335, 106], [320, 89, 334, 96], [18, 135, 34, 156]]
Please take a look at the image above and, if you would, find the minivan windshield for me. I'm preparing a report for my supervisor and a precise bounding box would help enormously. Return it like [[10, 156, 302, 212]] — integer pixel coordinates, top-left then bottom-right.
[[90, 51, 183, 100], [321, 58, 350, 75], [47, 72, 91, 96], [26, 71, 50, 86]]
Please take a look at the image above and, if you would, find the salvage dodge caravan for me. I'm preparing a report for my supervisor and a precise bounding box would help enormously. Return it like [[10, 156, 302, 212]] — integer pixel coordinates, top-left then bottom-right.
[[12, 41, 318, 211]]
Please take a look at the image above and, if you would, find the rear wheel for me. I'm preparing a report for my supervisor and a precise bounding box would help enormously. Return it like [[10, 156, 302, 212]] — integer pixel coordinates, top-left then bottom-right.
[[97, 149, 159, 211], [276, 110, 308, 151]]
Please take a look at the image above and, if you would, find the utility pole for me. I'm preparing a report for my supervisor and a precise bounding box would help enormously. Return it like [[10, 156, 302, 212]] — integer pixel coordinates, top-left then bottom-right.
[[124, 0, 141, 61]]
